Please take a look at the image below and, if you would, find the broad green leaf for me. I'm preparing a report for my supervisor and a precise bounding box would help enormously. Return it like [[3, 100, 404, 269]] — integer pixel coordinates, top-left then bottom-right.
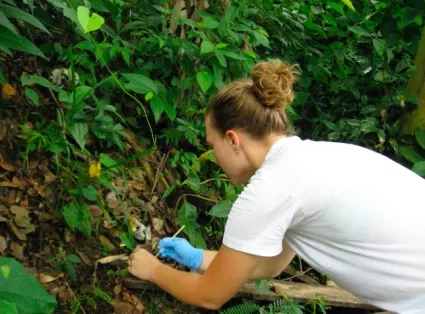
[[0, 3, 50, 34], [0, 11, 17, 34], [221, 49, 251, 61], [182, 173, 200, 192], [150, 96, 165, 123], [254, 279, 272, 295], [73, 86, 92, 105], [399, 147, 424, 164], [215, 43, 228, 49], [196, 71, 212, 93], [77, 6, 105, 33], [31, 75, 54, 88], [214, 50, 227, 67], [347, 26, 370, 37], [201, 16, 219, 29], [164, 102, 176, 121], [340, 0, 355, 11], [178, 201, 206, 249], [200, 40, 215, 54], [82, 185, 97, 201], [372, 39, 385, 56], [208, 202, 232, 218], [122, 73, 158, 94], [0, 300, 18, 314], [62, 202, 92, 238], [69, 122, 88, 150], [25, 88, 39, 106], [415, 129, 425, 150], [0, 26, 46, 58], [327, 1, 344, 15], [253, 30, 270, 48], [0, 257, 58, 313], [119, 232, 136, 250], [161, 186, 176, 199], [224, 5, 239, 22], [412, 161, 425, 177]]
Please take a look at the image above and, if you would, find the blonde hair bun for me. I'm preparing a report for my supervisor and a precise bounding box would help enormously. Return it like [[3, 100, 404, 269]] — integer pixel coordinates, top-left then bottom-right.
[[251, 59, 299, 109]]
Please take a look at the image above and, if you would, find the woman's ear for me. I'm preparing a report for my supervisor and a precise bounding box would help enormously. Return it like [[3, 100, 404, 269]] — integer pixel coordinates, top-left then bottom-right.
[[225, 130, 241, 153]]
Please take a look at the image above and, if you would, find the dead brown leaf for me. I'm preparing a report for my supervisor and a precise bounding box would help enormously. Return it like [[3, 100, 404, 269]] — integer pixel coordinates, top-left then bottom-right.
[[106, 191, 120, 209], [114, 283, 122, 296], [10, 242, 25, 260], [28, 160, 39, 170], [34, 210, 53, 222], [96, 254, 127, 264], [76, 249, 92, 266], [43, 172, 56, 184], [120, 291, 145, 314], [99, 235, 116, 251], [89, 205, 102, 217], [7, 220, 27, 241], [0, 153, 15, 171], [114, 299, 136, 314], [39, 272, 63, 284], [12, 176, 26, 188], [152, 218, 165, 235], [33, 183, 53, 198], [0, 236, 7, 254], [0, 181, 20, 188], [10, 205, 35, 234], [58, 290, 72, 303]]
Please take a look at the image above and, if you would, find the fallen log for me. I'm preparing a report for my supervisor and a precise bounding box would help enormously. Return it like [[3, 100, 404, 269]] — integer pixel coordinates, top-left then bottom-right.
[[123, 276, 382, 310]]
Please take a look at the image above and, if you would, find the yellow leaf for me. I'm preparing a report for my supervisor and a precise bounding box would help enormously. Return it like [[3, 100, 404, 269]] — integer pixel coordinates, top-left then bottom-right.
[[1, 83, 17, 100], [190, 149, 215, 173], [89, 162, 101, 179]]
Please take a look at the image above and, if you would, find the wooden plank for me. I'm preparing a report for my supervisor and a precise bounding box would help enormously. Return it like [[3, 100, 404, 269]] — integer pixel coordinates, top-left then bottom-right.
[[123, 276, 381, 310]]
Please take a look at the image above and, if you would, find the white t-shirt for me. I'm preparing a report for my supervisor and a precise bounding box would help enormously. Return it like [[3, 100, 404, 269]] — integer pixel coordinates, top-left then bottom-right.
[[222, 135, 425, 313]]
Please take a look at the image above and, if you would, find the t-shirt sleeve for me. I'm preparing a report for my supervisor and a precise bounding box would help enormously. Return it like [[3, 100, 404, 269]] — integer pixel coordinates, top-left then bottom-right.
[[222, 172, 299, 257]]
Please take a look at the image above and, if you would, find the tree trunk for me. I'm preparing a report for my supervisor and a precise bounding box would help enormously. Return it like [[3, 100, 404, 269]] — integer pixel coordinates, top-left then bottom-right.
[[400, 25, 425, 135]]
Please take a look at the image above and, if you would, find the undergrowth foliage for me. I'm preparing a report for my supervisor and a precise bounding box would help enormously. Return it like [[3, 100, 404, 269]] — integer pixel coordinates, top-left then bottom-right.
[[0, 0, 424, 312]]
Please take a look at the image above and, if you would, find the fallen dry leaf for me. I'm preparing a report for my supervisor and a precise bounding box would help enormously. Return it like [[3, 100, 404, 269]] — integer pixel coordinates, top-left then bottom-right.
[[152, 218, 165, 235], [0, 236, 7, 255], [34, 210, 53, 222], [114, 283, 122, 296], [89, 205, 102, 217], [0, 153, 15, 171], [99, 235, 116, 251], [121, 291, 145, 313], [106, 191, 120, 209], [12, 176, 25, 188], [44, 172, 57, 184], [0, 181, 20, 188], [58, 290, 72, 303], [114, 299, 136, 314], [96, 254, 128, 264], [76, 249, 92, 266], [10, 205, 35, 234], [10, 242, 25, 260], [7, 220, 27, 241], [39, 272, 63, 284]]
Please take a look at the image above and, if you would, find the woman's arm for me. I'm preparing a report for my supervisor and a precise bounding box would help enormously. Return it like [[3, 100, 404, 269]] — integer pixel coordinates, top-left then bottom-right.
[[149, 244, 264, 309], [199, 240, 296, 280]]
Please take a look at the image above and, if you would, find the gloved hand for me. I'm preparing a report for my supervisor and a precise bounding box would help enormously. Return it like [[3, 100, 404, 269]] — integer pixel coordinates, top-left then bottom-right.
[[158, 237, 204, 271]]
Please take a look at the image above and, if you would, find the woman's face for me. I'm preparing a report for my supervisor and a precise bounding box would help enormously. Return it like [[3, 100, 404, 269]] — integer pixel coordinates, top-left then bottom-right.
[[205, 115, 254, 185]]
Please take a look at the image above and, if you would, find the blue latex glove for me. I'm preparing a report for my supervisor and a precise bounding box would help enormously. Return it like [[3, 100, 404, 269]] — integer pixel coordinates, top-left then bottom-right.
[[158, 237, 204, 271]]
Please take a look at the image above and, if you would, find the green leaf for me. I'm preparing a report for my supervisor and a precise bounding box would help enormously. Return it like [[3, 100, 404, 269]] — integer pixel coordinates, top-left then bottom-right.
[[0, 26, 46, 58], [214, 50, 227, 67], [31, 75, 54, 88], [372, 39, 385, 56], [254, 279, 272, 295], [77, 6, 105, 33], [208, 202, 232, 218], [182, 173, 200, 192], [412, 161, 425, 176], [82, 185, 97, 201], [200, 40, 215, 54], [150, 96, 165, 123], [202, 16, 219, 29], [340, 0, 355, 11], [25, 88, 39, 106], [0, 3, 50, 34], [0, 11, 17, 34], [399, 147, 425, 164], [178, 201, 206, 249], [196, 71, 212, 93], [415, 129, 425, 150], [224, 5, 239, 22], [119, 232, 136, 250], [122, 73, 158, 94], [0, 300, 18, 314], [0, 257, 58, 313], [164, 102, 176, 121], [327, 1, 344, 15], [66, 254, 82, 264], [253, 30, 270, 48], [69, 122, 88, 150], [347, 26, 370, 37], [62, 202, 92, 238]]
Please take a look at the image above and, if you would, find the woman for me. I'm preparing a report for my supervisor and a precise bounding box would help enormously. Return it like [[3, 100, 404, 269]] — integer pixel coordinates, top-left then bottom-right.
[[127, 59, 425, 313]]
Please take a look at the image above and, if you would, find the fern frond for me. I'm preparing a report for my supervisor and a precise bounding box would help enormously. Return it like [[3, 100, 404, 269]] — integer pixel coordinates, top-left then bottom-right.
[[220, 302, 260, 314], [92, 286, 114, 305]]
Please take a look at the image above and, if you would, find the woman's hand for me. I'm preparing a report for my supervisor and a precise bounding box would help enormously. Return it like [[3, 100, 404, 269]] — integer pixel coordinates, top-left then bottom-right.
[[127, 246, 161, 281], [158, 237, 204, 270]]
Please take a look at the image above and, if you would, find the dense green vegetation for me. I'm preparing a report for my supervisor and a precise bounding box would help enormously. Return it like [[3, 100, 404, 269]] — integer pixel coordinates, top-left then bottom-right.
[[0, 0, 424, 312]]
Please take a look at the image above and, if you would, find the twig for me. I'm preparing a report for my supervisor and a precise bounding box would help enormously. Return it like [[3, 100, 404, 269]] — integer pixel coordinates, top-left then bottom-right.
[[65, 281, 87, 314], [154, 224, 185, 257]]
